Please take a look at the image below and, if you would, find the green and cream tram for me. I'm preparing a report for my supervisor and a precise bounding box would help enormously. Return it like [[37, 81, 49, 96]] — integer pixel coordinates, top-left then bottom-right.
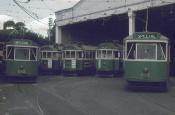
[[124, 32, 170, 88], [39, 45, 62, 75], [5, 39, 39, 80], [62, 44, 83, 75], [96, 42, 123, 77]]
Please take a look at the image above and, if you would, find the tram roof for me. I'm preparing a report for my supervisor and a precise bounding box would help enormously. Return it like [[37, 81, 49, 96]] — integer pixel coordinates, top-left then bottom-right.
[[63, 43, 83, 50], [97, 42, 122, 50], [81, 45, 96, 51], [40, 45, 58, 51], [6, 39, 38, 46]]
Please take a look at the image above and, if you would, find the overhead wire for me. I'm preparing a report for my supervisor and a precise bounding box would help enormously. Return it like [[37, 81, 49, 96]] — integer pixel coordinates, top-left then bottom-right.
[[13, 0, 48, 25]]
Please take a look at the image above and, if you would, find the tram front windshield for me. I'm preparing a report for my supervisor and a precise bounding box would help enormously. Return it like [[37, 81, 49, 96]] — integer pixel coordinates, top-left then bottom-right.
[[96, 50, 120, 59], [63, 50, 83, 59], [84, 51, 95, 59], [126, 42, 167, 61], [6, 46, 37, 61], [41, 51, 61, 60]]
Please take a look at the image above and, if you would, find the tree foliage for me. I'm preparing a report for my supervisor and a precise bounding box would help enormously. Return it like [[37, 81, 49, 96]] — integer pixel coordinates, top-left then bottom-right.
[[3, 20, 15, 30], [0, 21, 49, 45]]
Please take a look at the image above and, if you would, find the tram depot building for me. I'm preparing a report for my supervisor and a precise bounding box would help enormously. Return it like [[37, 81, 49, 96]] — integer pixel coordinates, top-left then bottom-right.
[[55, 0, 175, 76]]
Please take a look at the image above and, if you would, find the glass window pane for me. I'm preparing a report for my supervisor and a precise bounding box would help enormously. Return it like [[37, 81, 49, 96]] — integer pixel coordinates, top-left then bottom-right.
[[84, 51, 90, 59], [52, 52, 57, 60], [43, 52, 46, 58], [77, 51, 83, 58], [102, 50, 106, 58], [65, 51, 70, 58], [97, 50, 100, 58], [107, 50, 112, 58], [15, 48, 29, 60], [47, 52, 51, 58], [137, 44, 156, 60], [30, 48, 37, 60], [71, 51, 75, 58], [92, 52, 95, 59], [62, 52, 65, 58], [7, 47, 14, 59], [157, 43, 166, 60], [114, 51, 119, 58], [127, 43, 136, 59]]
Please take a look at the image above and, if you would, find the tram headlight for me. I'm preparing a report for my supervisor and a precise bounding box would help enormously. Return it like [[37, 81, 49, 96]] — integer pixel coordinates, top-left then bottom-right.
[[143, 67, 149, 74], [19, 65, 24, 70]]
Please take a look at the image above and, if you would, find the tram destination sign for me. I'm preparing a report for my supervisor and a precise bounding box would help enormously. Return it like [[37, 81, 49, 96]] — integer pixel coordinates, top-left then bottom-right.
[[15, 40, 31, 45], [133, 32, 160, 40]]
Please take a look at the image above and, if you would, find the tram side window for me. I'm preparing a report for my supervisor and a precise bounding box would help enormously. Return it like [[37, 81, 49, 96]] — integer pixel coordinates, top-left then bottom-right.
[[53, 52, 61, 60], [77, 51, 83, 59], [0, 44, 3, 50], [15, 48, 29, 60], [7, 47, 14, 59], [114, 51, 119, 58], [71, 51, 76, 58], [97, 50, 101, 59], [127, 43, 136, 59], [52, 52, 57, 60], [107, 50, 112, 59], [42, 52, 47, 59], [58, 52, 62, 59], [102, 50, 106, 58], [62, 52, 65, 58], [137, 44, 156, 60], [157, 43, 166, 60], [65, 51, 70, 58], [84, 51, 90, 59], [30, 48, 37, 61], [47, 52, 52, 59], [90, 52, 95, 59]]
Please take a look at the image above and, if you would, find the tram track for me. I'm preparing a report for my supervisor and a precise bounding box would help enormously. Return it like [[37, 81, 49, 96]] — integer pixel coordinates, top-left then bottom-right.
[[133, 92, 175, 114], [13, 84, 46, 115]]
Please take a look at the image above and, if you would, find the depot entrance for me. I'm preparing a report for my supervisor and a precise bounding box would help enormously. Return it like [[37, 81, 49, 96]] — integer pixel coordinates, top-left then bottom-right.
[[60, 3, 175, 76]]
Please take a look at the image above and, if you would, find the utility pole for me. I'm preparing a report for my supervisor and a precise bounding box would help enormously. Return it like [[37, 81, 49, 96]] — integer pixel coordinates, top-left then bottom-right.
[[48, 17, 53, 44]]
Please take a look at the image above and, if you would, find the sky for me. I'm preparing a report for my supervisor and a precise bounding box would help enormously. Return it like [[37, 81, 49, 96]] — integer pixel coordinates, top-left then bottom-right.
[[0, 0, 80, 36]]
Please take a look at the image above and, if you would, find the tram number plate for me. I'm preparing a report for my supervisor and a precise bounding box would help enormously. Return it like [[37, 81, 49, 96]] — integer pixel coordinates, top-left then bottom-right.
[[72, 60, 76, 69], [18, 70, 26, 74], [48, 60, 52, 69]]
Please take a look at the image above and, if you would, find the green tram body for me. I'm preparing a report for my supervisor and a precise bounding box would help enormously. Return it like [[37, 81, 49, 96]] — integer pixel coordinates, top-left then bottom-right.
[[4, 39, 39, 79], [80, 45, 96, 75], [62, 44, 96, 75], [124, 32, 170, 86], [96, 42, 123, 76], [39, 45, 62, 75], [0, 42, 5, 74]]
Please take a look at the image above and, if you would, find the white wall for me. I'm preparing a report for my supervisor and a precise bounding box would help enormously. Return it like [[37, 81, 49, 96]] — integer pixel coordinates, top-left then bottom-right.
[[55, 0, 175, 26]]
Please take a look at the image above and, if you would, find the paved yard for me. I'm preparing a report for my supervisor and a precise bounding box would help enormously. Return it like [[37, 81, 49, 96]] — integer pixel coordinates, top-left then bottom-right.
[[0, 76, 175, 115]]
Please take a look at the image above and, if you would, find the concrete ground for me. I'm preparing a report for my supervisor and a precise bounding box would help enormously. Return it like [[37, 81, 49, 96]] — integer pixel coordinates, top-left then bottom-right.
[[0, 76, 175, 115]]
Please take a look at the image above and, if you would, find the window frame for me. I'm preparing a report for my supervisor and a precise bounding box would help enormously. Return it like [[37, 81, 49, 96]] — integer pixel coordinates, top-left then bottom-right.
[[124, 40, 168, 62], [6, 45, 38, 61], [96, 49, 120, 60]]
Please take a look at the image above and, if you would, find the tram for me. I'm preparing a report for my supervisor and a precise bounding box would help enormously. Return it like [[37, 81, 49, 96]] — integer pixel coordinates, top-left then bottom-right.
[[39, 45, 62, 75], [123, 32, 170, 89], [0, 42, 5, 74], [80, 45, 96, 75], [62, 43, 96, 75], [4, 39, 39, 80], [62, 43, 83, 75], [96, 42, 123, 77]]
